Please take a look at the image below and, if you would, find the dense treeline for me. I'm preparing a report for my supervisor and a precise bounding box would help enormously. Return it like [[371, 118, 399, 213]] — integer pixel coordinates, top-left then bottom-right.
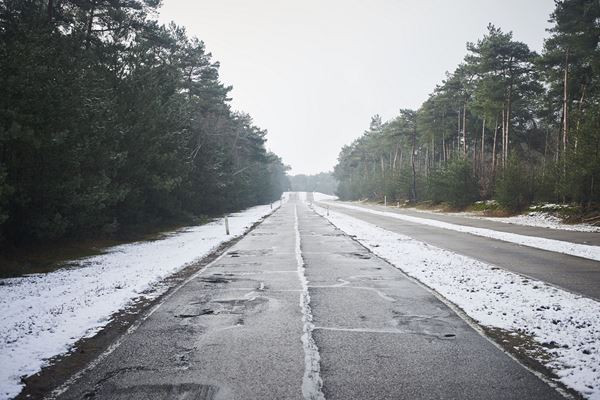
[[289, 172, 338, 195], [335, 0, 600, 211], [0, 0, 289, 245]]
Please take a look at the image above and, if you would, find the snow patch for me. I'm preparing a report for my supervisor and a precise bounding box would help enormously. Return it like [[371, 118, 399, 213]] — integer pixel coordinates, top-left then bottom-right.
[[0, 204, 276, 400], [482, 211, 600, 233], [324, 202, 600, 262], [294, 205, 325, 400]]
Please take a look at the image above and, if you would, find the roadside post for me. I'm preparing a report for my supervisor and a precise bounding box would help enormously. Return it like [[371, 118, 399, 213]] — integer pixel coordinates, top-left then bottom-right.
[[327, 205, 329, 216], [224, 215, 230, 235], [384, 195, 387, 207]]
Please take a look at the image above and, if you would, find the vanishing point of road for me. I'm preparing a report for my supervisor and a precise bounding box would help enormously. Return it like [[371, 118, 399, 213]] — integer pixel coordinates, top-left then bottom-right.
[[54, 195, 563, 399]]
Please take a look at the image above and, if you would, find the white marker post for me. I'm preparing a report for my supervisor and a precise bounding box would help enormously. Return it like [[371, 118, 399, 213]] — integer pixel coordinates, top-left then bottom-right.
[[224, 215, 230, 235], [327, 205, 329, 216], [397, 201, 400, 208], [384, 195, 387, 207]]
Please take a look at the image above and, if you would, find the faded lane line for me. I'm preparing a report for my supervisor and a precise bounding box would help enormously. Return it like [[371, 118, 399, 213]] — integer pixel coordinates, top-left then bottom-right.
[[294, 205, 326, 400]]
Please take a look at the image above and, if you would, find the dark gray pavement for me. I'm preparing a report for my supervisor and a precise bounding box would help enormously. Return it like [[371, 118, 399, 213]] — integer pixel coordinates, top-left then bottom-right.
[[322, 201, 600, 301], [55, 198, 563, 399]]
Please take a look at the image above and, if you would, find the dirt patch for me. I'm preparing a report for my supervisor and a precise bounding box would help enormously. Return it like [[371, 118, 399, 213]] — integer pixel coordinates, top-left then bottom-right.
[[483, 326, 583, 399]]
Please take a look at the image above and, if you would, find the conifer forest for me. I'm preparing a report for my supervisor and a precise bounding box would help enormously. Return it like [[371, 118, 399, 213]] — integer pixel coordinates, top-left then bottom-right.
[[334, 1, 600, 212], [0, 0, 289, 246]]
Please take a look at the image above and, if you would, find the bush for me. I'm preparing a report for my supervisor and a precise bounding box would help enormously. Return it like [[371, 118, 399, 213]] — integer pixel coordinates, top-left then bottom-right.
[[427, 159, 479, 208], [495, 155, 532, 212]]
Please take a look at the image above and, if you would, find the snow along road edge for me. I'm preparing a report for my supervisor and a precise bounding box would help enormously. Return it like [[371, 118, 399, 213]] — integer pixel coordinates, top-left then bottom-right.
[[322, 201, 600, 262], [0, 203, 281, 400], [294, 205, 326, 400], [311, 203, 600, 400]]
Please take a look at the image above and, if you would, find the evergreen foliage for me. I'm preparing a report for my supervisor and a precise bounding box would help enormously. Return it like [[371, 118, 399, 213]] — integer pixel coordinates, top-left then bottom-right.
[[0, 0, 289, 245], [334, 0, 600, 211]]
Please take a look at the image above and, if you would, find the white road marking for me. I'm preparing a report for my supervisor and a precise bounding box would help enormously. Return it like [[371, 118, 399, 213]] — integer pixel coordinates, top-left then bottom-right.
[[294, 205, 326, 400]]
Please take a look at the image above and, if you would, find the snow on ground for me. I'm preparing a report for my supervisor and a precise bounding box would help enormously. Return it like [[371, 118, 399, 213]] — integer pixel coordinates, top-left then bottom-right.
[[481, 212, 600, 233], [406, 203, 598, 233], [0, 204, 276, 400], [311, 203, 600, 399], [321, 202, 600, 262]]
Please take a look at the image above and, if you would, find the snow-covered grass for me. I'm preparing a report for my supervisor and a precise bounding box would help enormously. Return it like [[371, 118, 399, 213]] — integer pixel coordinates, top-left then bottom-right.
[[481, 211, 600, 233], [0, 204, 276, 400], [321, 202, 600, 262], [311, 204, 600, 399]]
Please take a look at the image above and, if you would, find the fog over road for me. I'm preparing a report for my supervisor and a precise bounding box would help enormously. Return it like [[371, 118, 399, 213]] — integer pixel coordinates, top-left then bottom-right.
[[322, 201, 600, 301], [54, 196, 562, 399]]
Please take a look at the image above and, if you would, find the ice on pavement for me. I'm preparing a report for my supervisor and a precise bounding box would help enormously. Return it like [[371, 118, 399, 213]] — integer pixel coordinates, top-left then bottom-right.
[[0, 204, 276, 400], [312, 203, 600, 400], [322, 202, 600, 262]]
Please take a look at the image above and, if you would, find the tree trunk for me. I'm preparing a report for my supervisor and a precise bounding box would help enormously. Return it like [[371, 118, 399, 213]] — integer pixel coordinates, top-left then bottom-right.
[[48, 0, 53, 21], [85, 1, 97, 49], [562, 49, 570, 155], [463, 103, 467, 157], [425, 145, 429, 178], [543, 127, 549, 178], [442, 132, 446, 163], [492, 118, 498, 173], [481, 116, 486, 173], [574, 83, 586, 153], [506, 86, 512, 165], [457, 110, 461, 155], [432, 137, 435, 168], [411, 128, 417, 202], [501, 107, 506, 168]]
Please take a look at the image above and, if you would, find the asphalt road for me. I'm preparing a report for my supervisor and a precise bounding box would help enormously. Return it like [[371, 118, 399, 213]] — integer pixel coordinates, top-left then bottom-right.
[[343, 202, 600, 246], [55, 197, 563, 399], [321, 201, 600, 301]]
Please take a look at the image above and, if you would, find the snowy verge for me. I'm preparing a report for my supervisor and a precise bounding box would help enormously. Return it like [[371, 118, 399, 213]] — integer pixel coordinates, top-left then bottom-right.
[[481, 212, 600, 233], [311, 204, 600, 399], [0, 204, 276, 400], [387, 204, 598, 233], [321, 202, 600, 262]]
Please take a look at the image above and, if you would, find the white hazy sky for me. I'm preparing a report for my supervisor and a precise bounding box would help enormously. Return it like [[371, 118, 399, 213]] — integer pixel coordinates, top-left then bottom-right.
[[157, 0, 555, 175]]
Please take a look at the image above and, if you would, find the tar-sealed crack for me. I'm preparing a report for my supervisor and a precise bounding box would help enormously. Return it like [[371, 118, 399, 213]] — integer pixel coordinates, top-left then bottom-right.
[[294, 205, 326, 400]]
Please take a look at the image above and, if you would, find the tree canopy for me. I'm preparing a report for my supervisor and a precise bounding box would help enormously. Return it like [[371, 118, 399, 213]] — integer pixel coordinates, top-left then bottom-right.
[[334, 0, 600, 211], [0, 0, 289, 245]]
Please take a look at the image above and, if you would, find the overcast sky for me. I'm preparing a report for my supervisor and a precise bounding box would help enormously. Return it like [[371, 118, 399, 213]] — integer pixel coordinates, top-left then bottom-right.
[[157, 0, 555, 175]]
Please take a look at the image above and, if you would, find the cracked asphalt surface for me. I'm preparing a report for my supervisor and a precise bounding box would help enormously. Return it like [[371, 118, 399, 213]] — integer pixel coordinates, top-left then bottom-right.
[[55, 196, 563, 399], [322, 201, 600, 301]]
